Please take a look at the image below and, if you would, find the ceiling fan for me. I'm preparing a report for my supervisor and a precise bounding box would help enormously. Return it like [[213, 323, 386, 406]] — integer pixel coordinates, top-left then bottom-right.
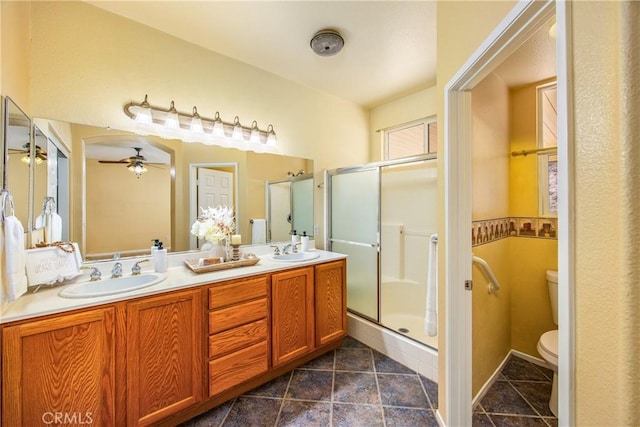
[[98, 147, 164, 177], [8, 143, 48, 165]]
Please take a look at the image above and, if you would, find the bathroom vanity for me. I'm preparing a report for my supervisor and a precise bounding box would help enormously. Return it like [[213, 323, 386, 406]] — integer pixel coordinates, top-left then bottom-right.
[[0, 251, 346, 426]]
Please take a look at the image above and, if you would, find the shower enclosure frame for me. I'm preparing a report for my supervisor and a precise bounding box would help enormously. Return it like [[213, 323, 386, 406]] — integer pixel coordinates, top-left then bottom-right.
[[325, 153, 438, 330]]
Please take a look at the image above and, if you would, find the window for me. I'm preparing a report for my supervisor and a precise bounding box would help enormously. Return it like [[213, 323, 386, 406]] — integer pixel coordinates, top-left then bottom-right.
[[537, 83, 558, 217], [384, 118, 437, 161]]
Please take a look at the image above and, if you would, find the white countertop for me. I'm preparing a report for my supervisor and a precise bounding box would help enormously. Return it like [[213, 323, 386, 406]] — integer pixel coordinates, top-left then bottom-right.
[[0, 246, 346, 325]]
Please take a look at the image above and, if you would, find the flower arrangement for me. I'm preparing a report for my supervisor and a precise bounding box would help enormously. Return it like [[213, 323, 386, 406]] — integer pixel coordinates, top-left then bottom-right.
[[190, 206, 236, 244]]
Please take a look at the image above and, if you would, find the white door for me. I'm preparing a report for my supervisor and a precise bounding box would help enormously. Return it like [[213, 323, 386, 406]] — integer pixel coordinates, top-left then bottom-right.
[[197, 168, 233, 211]]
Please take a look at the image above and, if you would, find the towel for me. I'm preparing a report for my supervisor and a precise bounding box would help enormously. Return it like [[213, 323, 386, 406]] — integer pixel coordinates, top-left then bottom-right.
[[35, 212, 62, 243], [424, 233, 438, 336], [2, 216, 28, 302], [251, 219, 267, 244]]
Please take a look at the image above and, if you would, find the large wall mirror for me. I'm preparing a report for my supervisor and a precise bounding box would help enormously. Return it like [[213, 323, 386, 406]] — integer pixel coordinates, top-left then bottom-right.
[[39, 119, 314, 261], [3, 97, 32, 232]]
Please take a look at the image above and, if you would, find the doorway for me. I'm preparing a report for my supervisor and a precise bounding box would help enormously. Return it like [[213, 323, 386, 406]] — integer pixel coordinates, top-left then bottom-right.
[[189, 163, 239, 249], [444, 1, 573, 425]]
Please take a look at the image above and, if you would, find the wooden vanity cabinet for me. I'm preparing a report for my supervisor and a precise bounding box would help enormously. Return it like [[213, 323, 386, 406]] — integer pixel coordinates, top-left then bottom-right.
[[2, 307, 116, 426], [207, 275, 269, 397], [315, 259, 347, 346], [1, 258, 347, 426], [126, 288, 203, 426], [271, 266, 315, 367]]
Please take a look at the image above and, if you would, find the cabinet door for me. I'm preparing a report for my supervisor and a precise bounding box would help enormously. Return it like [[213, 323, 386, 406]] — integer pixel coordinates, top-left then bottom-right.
[[271, 267, 315, 367], [315, 260, 347, 346], [2, 308, 116, 426], [126, 289, 203, 426]]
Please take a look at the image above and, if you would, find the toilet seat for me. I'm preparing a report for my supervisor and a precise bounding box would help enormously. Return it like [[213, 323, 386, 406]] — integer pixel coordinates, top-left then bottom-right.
[[538, 329, 558, 368]]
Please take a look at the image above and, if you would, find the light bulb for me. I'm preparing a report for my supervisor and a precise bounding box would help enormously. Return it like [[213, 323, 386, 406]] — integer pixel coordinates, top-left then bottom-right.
[[232, 116, 244, 140], [190, 106, 204, 133], [165, 101, 180, 129], [212, 111, 225, 137]]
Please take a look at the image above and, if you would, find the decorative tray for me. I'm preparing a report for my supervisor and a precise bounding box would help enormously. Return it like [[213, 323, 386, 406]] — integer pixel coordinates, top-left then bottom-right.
[[184, 254, 260, 274]]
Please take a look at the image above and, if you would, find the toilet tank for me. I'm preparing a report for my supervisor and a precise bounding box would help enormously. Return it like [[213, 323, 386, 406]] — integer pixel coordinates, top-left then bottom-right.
[[547, 270, 559, 325]]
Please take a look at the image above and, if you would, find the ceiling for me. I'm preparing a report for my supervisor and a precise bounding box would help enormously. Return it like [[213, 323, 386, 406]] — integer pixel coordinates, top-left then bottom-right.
[[86, 2, 554, 110], [87, 1, 437, 108]]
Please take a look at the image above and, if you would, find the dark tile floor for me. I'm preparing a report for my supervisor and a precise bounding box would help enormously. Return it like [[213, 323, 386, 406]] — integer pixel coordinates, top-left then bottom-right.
[[182, 338, 557, 426], [473, 356, 558, 427], [181, 336, 439, 426]]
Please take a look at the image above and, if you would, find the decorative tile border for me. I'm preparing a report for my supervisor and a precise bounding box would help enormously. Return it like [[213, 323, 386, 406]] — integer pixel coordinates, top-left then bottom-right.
[[472, 217, 557, 246]]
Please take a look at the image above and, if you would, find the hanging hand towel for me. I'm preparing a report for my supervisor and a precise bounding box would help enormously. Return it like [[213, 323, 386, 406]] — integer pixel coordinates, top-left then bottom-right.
[[49, 212, 62, 242], [424, 234, 438, 336], [3, 216, 28, 302], [251, 219, 267, 244]]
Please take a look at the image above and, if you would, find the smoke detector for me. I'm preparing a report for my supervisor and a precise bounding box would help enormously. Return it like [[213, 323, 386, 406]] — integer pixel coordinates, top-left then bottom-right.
[[310, 29, 344, 56]]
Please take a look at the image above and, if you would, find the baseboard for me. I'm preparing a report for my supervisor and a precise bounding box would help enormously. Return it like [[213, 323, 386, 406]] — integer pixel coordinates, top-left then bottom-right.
[[472, 349, 549, 408], [472, 352, 512, 408], [510, 348, 547, 368]]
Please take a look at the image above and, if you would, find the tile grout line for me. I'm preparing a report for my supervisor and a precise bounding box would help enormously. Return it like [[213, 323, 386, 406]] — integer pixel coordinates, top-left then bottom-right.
[[272, 370, 294, 427], [370, 347, 388, 427]]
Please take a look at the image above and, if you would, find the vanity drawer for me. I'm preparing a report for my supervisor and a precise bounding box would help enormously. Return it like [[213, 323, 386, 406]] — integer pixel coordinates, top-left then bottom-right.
[[209, 297, 268, 334], [209, 319, 268, 358], [208, 276, 268, 309], [209, 341, 268, 396]]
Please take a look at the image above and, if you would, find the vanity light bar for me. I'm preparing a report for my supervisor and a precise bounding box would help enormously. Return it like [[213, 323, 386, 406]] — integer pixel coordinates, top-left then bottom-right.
[[123, 95, 277, 146]]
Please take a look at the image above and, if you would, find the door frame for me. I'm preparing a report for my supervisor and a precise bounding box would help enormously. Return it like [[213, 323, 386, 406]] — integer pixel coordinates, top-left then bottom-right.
[[444, 1, 575, 425], [189, 162, 239, 249]]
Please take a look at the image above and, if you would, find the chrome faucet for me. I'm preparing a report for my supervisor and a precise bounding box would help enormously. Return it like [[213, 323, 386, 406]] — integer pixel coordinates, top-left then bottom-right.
[[111, 262, 123, 278], [283, 243, 302, 254], [270, 245, 281, 255], [81, 266, 102, 282], [131, 259, 148, 276]]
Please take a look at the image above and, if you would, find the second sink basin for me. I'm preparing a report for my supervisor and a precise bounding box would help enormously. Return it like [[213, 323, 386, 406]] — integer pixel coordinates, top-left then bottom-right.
[[271, 252, 320, 262], [59, 273, 167, 299]]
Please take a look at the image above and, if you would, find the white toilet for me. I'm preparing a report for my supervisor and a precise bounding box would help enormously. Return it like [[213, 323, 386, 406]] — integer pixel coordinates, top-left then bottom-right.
[[537, 269, 559, 417]]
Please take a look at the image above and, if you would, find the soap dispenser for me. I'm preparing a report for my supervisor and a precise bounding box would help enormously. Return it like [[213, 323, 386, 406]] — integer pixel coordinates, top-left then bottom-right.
[[291, 230, 299, 245], [153, 241, 168, 273], [301, 231, 309, 252], [151, 239, 160, 255]]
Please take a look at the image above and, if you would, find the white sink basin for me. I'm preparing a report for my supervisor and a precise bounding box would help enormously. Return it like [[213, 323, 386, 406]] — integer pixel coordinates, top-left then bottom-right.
[[59, 273, 166, 299], [271, 252, 321, 262]]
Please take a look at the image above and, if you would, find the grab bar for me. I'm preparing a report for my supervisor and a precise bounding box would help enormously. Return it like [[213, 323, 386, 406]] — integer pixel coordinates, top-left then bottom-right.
[[472, 255, 500, 294]]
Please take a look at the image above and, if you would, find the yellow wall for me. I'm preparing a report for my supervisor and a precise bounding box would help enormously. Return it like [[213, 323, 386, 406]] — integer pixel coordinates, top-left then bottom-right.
[[508, 79, 558, 357], [470, 72, 511, 395], [572, 2, 640, 424], [436, 1, 519, 417], [369, 86, 437, 162], [85, 158, 171, 256], [1, 1, 31, 112], [28, 1, 368, 172]]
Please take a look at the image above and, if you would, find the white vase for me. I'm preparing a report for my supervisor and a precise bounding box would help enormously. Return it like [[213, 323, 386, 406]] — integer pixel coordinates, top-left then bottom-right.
[[201, 240, 226, 261]]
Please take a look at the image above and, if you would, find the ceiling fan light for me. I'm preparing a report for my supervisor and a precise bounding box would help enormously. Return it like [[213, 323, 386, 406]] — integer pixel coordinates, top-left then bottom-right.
[[127, 161, 147, 178]]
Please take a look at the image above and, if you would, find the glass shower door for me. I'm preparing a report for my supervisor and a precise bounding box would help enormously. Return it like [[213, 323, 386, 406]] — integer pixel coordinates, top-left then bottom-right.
[[328, 168, 379, 321]]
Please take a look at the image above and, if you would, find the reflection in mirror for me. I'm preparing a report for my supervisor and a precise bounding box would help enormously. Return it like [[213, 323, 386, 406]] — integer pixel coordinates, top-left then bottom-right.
[[83, 133, 173, 260], [267, 174, 314, 242], [32, 125, 49, 232], [30, 120, 71, 244], [30, 120, 313, 261], [4, 97, 31, 232]]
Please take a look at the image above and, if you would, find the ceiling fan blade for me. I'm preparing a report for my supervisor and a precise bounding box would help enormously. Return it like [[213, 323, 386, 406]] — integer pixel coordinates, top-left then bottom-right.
[[98, 160, 129, 164]]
